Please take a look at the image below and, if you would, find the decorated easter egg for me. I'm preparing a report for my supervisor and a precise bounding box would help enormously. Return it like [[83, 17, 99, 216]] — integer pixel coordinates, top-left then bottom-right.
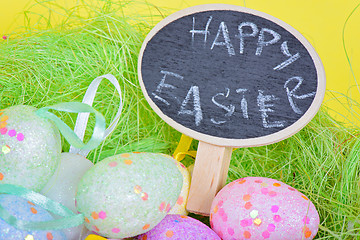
[[137, 214, 220, 240], [210, 177, 319, 240], [0, 194, 66, 240], [76, 152, 183, 238], [0, 105, 61, 191], [169, 160, 190, 215], [41, 152, 94, 240]]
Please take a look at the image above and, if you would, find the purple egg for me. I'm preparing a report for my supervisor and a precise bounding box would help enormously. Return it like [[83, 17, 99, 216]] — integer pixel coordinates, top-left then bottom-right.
[[137, 215, 220, 240]]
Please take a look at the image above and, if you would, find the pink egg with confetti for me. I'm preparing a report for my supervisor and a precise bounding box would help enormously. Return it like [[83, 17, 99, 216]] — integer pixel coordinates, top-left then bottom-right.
[[210, 177, 319, 240], [137, 215, 220, 240]]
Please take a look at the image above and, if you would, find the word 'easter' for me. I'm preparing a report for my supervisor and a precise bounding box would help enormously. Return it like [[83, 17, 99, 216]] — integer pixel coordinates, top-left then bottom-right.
[[152, 71, 315, 129]]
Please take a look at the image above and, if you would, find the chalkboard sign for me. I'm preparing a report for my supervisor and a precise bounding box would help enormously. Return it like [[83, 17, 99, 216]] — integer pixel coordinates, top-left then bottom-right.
[[138, 4, 325, 147]]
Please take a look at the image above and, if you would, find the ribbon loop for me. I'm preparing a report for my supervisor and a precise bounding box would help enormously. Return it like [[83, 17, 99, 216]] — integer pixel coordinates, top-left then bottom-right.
[[69, 74, 123, 156], [0, 184, 84, 230]]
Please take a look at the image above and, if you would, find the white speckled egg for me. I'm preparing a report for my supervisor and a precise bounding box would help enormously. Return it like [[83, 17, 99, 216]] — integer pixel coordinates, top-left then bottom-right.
[[0, 194, 66, 240], [75, 152, 183, 239], [0, 105, 61, 191], [210, 177, 319, 240], [169, 160, 190, 215]]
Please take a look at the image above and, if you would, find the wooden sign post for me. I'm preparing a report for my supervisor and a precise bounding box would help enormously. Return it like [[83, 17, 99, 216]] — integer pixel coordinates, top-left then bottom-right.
[[138, 4, 325, 215]]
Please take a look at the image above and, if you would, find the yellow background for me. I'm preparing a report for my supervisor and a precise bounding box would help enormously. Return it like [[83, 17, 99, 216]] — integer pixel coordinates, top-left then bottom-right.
[[1, 0, 359, 126]]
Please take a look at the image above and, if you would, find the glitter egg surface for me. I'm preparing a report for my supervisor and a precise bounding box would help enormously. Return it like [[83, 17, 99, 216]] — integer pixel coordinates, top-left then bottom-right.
[[210, 177, 319, 240], [0, 194, 66, 240], [169, 161, 190, 216], [0, 105, 61, 191], [137, 214, 220, 240], [76, 152, 183, 238]]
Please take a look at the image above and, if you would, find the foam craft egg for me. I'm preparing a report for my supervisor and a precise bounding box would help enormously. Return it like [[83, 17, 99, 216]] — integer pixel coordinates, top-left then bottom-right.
[[210, 177, 319, 240], [0, 194, 66, 240], [137, 214, 220, 240], [0, 105, 61, 191], [41, 152, 94, 240], [76, 152, 183, 238], [169, 161, 190, 215]]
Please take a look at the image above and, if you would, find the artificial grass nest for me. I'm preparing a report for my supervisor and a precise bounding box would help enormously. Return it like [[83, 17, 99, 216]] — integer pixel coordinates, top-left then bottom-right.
[[1, 1, 360, 239]]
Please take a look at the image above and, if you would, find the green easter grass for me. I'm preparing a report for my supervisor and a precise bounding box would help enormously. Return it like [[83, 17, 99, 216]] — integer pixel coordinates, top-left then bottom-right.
[[1, 1, 360, 239]]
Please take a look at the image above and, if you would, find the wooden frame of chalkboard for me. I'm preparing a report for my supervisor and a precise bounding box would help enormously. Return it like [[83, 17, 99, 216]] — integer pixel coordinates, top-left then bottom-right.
[[138, 4, 325, 148]]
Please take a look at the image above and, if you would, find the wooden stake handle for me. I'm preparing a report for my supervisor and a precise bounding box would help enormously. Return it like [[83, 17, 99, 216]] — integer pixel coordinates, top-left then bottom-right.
[[186, 141, 233, 215]]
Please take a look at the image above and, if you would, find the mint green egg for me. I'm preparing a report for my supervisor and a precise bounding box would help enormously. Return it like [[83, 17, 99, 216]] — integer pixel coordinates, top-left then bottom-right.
[[0, 105, 61, 191], [76, 152, 183, 239]]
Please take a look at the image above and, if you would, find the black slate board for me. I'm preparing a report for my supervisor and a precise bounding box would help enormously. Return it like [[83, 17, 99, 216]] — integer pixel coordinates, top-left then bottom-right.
[[138, 5, 325, 147]]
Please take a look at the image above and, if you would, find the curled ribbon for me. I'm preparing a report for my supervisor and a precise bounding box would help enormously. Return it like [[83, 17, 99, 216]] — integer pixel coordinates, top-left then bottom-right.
[[69, 74, 123, 157], [35, 102, 106, 151], [0, 184, 84, 230]]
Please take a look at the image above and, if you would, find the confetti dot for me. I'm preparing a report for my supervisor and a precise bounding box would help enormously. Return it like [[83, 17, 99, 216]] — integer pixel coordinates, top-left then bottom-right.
[[174, 220, 180, 223], [214, 205, 218, 213], [244, 231, 251, 239], [262, 230, 270, 238], [141, 192, 149, 201], [228, 227, 235, 235], [273, 183, 281, 187], [180, 215, 188, 219], [121, 153, 131, 158], [238, 179, 246, 184], [8, 129, 16, 137], [166, 203, 171, 212], [134, 185, 142, 194], [85, 217, 90, 223], [30, 207, 37, 214], [2, 36, 7, 40], [271, 205, 279, 213], [218, 207, 228, 222], [261, 188, 269, 195], [288, 187, 296, 191], [2, 145, 10, 154], [302, 195, 309, 200], [273, 215, 282, 222], [218, 200, 224, 207], [0, 173, 3, 181], [108, 161, 118, 167], [17, 133, 24, 141], [254, 218, 262, 226], [93, 225, 99, 232], [243, 194, 251, 201], [143, 224, 150, 230], [269, 191, 277, 197], [250, 210, 259, 218], [98, 211, 107, 219], [177, 196, 184, 205], [25, 235, 35, 240], [303, 216, 310, 224], [260, 182, 268, 187], [0, 116, 8, 122], [159, 202, 166, 211], [124, 159, 133, 165], [0, 127, 7, 134], [46, 232, 54, 240], [255, 179, 262, 183], [27, 201, 35, 206], [268, 224, 276, 232], [166, 230, 174, 237], [305, 230, 311, 238], [91, 211, 99, 219], [244, 202, 253, 210], [141, 235, 148, 240], [112, 228, 120, 233]]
